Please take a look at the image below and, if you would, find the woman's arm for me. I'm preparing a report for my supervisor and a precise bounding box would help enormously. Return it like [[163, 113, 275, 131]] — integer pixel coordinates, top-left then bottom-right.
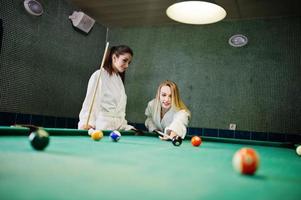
[[78, 71, 99, 130], [165, 110, 189, 139], [144, 100, 158, 132]]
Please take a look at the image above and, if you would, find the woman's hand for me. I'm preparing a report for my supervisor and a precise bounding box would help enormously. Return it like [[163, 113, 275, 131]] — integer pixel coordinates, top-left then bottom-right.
[[80, 124, 95, 130], [131, 128, 144, 136], [159, 135, 170, 140], [157, 130, 178, 140], [169, 131, 178, 139], [153, 129, 168, 140]]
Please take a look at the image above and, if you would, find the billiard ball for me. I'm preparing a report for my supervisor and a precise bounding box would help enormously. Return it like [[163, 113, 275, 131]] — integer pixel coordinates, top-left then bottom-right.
[[110, 130, 121, 142], [29, 128, 49, 151], [91, 130, 103, 141], [88, 128, 95, 136], [232, 148, 259, 175], [296, 145, 301, 156], [191, 136, 202, 147], [171, 135, 182, 146]]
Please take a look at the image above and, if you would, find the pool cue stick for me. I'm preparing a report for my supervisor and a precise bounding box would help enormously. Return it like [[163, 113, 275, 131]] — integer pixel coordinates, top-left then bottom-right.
[[85, 42, 109, 128], [154, 130, 183, 146], [12, 124, 39, 133], [153, 130, 173, 140]]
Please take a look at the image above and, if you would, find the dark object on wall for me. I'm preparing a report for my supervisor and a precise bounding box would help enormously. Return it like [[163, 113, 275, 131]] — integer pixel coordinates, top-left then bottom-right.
[[0, 19, 2, 54], [24, 0, 43, 16]]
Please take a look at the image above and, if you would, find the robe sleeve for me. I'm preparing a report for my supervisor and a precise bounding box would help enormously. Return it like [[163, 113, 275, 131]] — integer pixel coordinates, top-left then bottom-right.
[[78, 71, 99, 129], [144, 100, 158, 132], [165, 110, 189, 139], [120, 119, 135, 131]]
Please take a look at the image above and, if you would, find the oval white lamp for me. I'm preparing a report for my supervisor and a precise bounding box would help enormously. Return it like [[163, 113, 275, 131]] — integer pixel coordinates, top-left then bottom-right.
[[166, 1, 226, 25]]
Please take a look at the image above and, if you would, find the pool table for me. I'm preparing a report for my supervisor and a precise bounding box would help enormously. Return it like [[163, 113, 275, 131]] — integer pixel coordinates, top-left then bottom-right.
[[0, 126, 300, 200]]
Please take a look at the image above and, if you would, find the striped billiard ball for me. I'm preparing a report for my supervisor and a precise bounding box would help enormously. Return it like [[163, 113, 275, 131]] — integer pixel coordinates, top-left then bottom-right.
[[232, 148, 259, 175], [110, 130, 121, 142]]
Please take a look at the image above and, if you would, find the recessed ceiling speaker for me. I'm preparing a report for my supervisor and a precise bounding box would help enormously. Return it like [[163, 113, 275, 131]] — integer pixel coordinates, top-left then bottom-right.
[[69, 11, 95, 34], [24, 0, 43, 16], [229, 34, 248, 47]]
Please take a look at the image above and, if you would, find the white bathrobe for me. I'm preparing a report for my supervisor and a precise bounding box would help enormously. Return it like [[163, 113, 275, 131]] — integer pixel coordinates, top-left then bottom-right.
[[78, 68, 133, 130], [145, 99, 189, 139]]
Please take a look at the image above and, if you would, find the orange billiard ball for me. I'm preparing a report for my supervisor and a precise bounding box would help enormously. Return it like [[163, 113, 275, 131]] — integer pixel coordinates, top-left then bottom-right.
[[191, 136, 202, 147], [232, 148, 260, 175], [91, 130, 103, 141]]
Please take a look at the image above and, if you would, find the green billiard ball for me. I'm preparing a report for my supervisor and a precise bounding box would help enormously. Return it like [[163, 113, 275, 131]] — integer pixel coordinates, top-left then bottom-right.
[[29, 129, 49, 151]]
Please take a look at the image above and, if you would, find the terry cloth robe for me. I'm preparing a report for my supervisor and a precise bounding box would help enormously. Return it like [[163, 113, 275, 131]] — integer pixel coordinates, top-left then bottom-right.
[[145, 99, 189, 139], [78, 68, 133, 131]]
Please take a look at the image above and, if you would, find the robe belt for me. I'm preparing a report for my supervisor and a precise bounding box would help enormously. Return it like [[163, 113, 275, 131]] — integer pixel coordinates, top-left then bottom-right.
[[98, 111, 125, 118]]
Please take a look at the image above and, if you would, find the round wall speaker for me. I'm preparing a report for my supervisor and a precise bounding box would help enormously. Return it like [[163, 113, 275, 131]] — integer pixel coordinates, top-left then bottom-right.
[[229, 34, 248, 47], [24, 0, 43, 16]]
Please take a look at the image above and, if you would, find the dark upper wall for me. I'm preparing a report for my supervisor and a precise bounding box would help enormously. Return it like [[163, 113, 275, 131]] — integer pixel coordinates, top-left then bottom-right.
[[1, 0, 300, 135], [110, 17, 301, 134], [0, 0, 107, 117]]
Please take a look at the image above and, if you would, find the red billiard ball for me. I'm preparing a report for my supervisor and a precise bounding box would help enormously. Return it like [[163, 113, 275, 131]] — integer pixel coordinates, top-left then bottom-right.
[[232, 148, 260, 175], [191, 136, 202, 147]]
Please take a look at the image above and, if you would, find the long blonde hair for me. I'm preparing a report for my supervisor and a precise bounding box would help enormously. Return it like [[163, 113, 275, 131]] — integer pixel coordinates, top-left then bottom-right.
[[155, 80, 191, 117]]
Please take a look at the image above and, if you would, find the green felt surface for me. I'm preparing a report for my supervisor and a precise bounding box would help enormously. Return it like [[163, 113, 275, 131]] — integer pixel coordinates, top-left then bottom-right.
[[1, 133, 301, 200]]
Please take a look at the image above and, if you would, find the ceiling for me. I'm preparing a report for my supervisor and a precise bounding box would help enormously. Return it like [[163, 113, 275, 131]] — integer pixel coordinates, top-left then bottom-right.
[[66, 0, 301, 27]]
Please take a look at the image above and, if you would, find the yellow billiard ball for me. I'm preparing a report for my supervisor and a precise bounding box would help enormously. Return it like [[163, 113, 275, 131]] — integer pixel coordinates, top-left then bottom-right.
[[91, 130, 103, 141]]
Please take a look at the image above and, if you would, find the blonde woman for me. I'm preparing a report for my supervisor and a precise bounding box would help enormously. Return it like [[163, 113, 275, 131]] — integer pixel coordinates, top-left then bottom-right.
[[145, 80, 191, 140]]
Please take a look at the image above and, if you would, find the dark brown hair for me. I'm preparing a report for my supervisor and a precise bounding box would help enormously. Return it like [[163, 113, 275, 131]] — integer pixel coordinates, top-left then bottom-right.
[[103, 45, 133, 81]]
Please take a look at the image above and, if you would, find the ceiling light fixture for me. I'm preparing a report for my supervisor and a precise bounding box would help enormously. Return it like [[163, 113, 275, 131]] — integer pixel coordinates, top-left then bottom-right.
[[166, 1, 226, 25]]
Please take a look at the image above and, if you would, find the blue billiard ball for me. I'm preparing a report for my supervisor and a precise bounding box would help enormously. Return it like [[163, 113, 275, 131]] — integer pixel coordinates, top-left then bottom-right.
[[110, 130, 121, 142]]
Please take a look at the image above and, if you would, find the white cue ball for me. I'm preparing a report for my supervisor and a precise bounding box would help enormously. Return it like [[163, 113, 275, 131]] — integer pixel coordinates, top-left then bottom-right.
[[88, 128, 95, 136], [296, 145, 301, 156]]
